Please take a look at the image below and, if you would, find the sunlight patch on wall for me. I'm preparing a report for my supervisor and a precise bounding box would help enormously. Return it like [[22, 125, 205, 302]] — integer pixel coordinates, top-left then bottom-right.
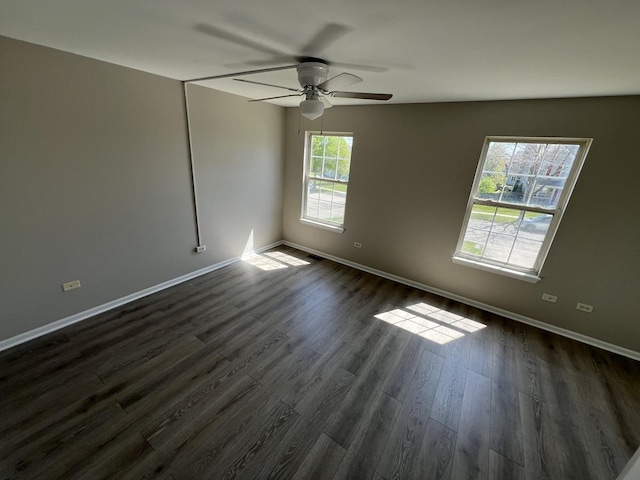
[[242, 251, 310, 271], [242, 229, 255, 257], [375, 302, 486, 345]]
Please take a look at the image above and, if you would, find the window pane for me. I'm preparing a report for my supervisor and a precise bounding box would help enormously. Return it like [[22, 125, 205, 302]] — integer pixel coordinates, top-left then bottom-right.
[[519, 213, 552, 238], [310, 156, 323, 177], [305, 180, 320, 218], [478, 141, 581, 208], [330, 184, 347, 224], [322, 157, 337, 180], [312, 136, 325, 156], [509, 237, 543, 269], [317, 200, 333, 221], [462, 205, 553, 271], [337, 158, 351, 182]]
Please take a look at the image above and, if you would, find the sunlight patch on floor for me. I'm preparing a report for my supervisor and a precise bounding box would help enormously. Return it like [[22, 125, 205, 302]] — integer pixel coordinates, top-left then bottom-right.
[[375, 302, 486, 344], [264, 251, 310, 266], [242, 251, 310, 271]]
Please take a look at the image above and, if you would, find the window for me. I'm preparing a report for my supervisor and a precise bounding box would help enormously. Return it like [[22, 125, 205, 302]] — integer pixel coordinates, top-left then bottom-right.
[[454, 136, 591, 281], [301, 132, 353, 232]]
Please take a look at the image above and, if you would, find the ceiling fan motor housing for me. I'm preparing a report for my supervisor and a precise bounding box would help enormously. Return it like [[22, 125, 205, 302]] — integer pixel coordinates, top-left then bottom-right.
[[297, 61, 329, 88]]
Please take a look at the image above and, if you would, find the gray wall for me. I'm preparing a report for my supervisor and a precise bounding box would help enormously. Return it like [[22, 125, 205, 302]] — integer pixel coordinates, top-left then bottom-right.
[[0, 36, 284, 341], [283, 97, 640, 352]]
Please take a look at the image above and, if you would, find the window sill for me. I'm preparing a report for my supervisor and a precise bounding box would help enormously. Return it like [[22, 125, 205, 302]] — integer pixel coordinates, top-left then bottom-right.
[[452, 256, 541, 283], [300, 218, 344, 234]]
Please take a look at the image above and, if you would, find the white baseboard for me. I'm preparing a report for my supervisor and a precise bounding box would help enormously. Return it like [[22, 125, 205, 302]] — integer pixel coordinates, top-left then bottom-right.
[[283, 241, 640, 361], [0, 241, 284, 353]]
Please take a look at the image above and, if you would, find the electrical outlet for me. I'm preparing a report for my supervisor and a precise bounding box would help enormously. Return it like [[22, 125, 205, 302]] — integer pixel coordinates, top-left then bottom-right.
[[62, 280, 81, 292], [542, 293, 558, 303], [354, 242, 362, 248], [195, 245, 206, 253], [576, 303, 593, 313]]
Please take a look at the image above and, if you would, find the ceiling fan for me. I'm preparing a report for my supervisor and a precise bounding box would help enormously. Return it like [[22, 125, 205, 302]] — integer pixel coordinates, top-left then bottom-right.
[[187, 23, 393, 120]]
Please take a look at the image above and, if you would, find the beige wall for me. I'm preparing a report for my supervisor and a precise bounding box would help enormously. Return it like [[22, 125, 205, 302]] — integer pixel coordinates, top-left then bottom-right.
[[0, 36, 284, 341], [283, 97, 640, 352]]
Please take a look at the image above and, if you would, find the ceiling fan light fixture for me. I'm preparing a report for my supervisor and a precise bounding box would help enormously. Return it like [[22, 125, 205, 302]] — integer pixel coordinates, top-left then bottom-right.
[[300, 98, 324, 120]]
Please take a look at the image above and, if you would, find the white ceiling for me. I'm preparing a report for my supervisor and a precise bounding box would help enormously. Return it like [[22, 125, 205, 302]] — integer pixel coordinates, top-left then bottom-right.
[[2, 0, 639, 107]]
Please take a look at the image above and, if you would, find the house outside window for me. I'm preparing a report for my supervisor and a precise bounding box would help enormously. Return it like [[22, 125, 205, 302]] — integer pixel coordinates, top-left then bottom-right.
[[301, 132, 353, 232], [453, 136, 592, 282]]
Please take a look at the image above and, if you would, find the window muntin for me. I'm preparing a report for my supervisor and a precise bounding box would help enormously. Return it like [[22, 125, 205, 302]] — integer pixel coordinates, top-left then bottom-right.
[[455, 137, 591, 277], [303, 133, 353, 229]]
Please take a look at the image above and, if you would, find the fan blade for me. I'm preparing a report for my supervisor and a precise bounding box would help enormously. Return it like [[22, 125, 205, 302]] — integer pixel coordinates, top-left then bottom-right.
[[330, 92, 393, 101], [184, 64, 298, 83], [329, 62, 388, 73], [329, 62, 389, 73], [235, 78, 301, 93], [300, 23, 351, 57], [248, 93, 303, 102], [317, 73, 363, 92], [228, 56, 298, 68], [320, 96, 333, 109], [195, 23, 285, 56]]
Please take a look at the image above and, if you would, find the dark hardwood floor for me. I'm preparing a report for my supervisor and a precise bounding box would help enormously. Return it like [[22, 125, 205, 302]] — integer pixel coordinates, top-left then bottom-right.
[[1, 246, 639, 479]]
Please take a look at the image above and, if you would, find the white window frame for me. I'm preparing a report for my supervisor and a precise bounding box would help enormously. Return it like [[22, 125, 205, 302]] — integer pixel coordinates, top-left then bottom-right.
[[453, 136, 592, 282], [300, 131, 353, 233]]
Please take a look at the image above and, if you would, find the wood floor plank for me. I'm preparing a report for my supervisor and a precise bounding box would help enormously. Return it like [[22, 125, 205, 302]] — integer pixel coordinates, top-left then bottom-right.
[[142, 374, 260, 450], [450, 370, 492, 480], [339, 320, 392, 376], [0, 368, 103, 436], [60, 431, 152, 480], [171, 398, 298, 480], [380, 334, 424, 402], [153, 382, 280, 479], [515, 327, 543, 399], [3, 335, 206, 456], [490, 343, 524, 465], [97, 333, 204, 384], [218, 325, 286, 362], [280, 318, 365, 415], [543, 395, 608, 480], [254, 367, 355, 479], [304, 311, 358, 355], [493, 317, 517, 350], [116, 342, 230, 416], [468, 335, 493, 379], [192, 307, 263, 346], [209, 401, 300, 480], [324, 330, 406, 448], [332, 390, 401, 480], [573, 400, 634, 479], [413, 419, 457, 480], [71, 283, 223, 352], [0, 374, 126, 455], [290, 433, 346, 480], [119, 449, 179, 480], [377, 349, 444, 480], [2, 400, 128, 479], [0, 332, 74, 380], [519, 392, 555, 480], [489, 449, 525, 480], [429, 336, 471, 432]]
